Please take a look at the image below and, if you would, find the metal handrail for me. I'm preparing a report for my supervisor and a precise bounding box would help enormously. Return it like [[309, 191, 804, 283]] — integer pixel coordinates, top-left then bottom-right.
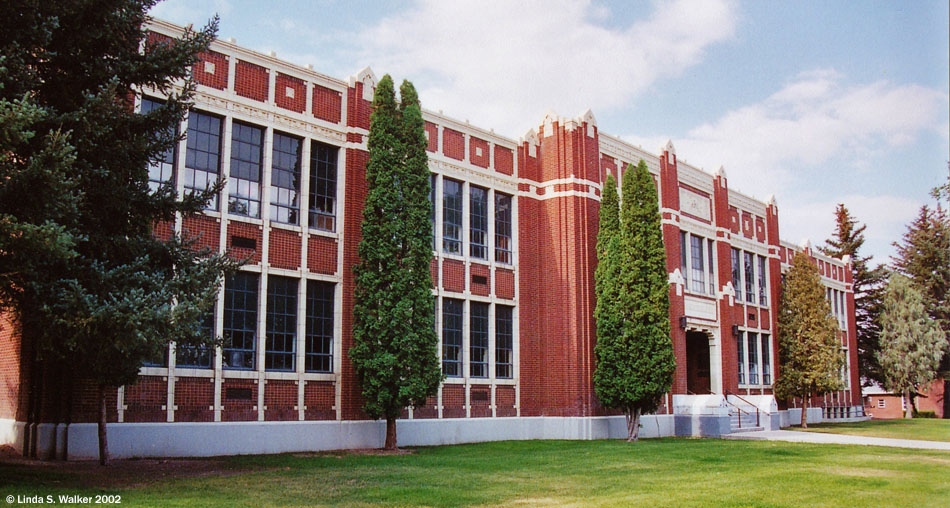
[[725, 390, 773, 416], [723, 391, 763, 428]]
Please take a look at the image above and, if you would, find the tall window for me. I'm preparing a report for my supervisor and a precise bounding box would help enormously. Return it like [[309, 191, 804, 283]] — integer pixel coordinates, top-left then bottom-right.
[[470, 302, 489, 377], [309, 141, 337, 231], [265, 276, 297, 371], [184, 110, 222, 210], [496, 305, 513, 379], [731, 248, 742, 301], [228, 121, 263, 218], [690, 235, 705, 293], [442, 298, 463, 377], [443, 179, 462, 254], [744, 251, 755, 304], [470, 186, 488, 259], [737, 331, 745, 385], [747, 332, 759, 385], [270, 132, 301, 225], [306, 281, 334, 373], [762, 334, 771, 385], [141, 98, 176, 192], [680, 232, 688, 281], [758, 255, 768, 305], [223, 272, 258, 370], [495, 193, 512, 264], [707, 239, 716, 295], [429, 173, 437, 249], [177, 311, 213, 369]]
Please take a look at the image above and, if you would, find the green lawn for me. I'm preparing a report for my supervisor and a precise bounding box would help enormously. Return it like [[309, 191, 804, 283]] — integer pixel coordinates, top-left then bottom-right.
[[1, 439, 948, 507], [790, 418, 950, 442]]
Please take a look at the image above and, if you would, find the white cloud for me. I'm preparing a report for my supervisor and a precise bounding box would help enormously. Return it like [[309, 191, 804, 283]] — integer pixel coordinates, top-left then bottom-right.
[[352, 0, 737, 135], [148, 0, 231, 26]]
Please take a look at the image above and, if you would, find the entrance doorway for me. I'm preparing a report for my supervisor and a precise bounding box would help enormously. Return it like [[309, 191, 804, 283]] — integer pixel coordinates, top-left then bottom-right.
[[686, 331, 711, 394]]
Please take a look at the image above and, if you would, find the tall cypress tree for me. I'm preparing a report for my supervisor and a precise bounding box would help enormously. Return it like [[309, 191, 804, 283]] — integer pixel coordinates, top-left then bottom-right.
[[878, 273, 947, 418], [0, 1, 237, 464], [351, 76, 441, 450], [594, 173, 622, 416], [595, 161, 675, 442], [820, 204, 886, 386], [774, 251, 845, 427]]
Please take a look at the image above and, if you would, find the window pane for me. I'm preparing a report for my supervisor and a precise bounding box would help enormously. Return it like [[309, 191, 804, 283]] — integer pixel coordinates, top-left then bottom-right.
[[429, 173, 437, 250], [680, 231, 688, 280], [747, 332, 759, 385], [470, 186, 488, 259], [731, 248, 741, 301], [690, 235, 705, 293], [305, 281, 334, 373], [470, 302, 489, 377], [744, 251, 755, 304], [176, 311, 213, 369], [494, 193, 512, 264], [442, 298, 463, 377], [707, 239, 716, 295], [265, 276, 297, 371], [228, 122, 263, 218], [737, 331, 745, 385], [762, 334, 771, 385], [184, 110, 222, 210], [443, 179, 462, 255], [141, 98, 177, 193], [270, 132, 301, 225], [758, 255, 768, 305], [309, 141, 338, 231], [495, 305, 513, 379], [223, 272, 258, 370]]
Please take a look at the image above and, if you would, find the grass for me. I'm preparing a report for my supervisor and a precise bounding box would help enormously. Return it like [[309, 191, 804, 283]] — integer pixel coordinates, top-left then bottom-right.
[[789, 418, 950, 442], [1, 439, 948, 507]]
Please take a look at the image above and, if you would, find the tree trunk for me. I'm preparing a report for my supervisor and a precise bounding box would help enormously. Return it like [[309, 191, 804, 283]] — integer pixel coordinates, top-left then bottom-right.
[[904, 390, 914, 419], [384, 416, 397, 450], [800, 396, 808, 428], [625, 408, 641, 442], [97, 384, 109, 466]]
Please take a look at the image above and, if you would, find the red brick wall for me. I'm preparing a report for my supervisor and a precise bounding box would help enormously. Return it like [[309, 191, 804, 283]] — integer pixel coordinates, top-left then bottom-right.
[[123, 376, 166, 422], [443, 128, 465, 161], [430, 258, 439, 287], [275, 73, 305, 113], [269, 228, 301, 270], [304, 381, 335, 420], [495, 386, 516, 417], [307, 236, 337, 275], [442, 259, 465, 293], [69, 380, 118, 423], [175, 377, 214, 422], [227, 220, 263, 263], [442, 385, 465, 418], [494, 146, 514, 176], [264, 380, 297, 421], [153, 220, 174, 242], [234, 60, 269, 102], [312, 85, 342, 124], [425, 122, 439, 153], [221, 379, 257, 421], [413, 395, 439, 419], [0, 313, 22, 420], [865, 394, 904, 419], [469, 137, 490, 168], [194, 50, 229, 90], [470, 385, 491, 417], [470, 263, 490, 296], [182, 215, 220, 251], [495, 268, 515, 300]]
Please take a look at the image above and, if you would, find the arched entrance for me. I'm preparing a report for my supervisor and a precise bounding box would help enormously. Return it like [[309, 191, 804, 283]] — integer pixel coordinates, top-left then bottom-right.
[[686, 330, 712, 394]]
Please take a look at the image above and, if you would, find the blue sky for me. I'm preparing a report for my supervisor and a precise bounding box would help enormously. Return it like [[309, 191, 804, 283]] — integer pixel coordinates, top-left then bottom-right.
[[150, 0, 949, 264]]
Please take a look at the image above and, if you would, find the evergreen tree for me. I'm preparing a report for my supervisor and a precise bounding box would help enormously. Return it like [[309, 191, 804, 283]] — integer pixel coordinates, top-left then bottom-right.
[[820, 204, 886, 385], [0, 1, 237, 464], [594, 161, 675, 442], [351, 76, 441, 450], [891, 205, 950, 376], [774, 251, 844, 428], [878, 273, 947, 418]]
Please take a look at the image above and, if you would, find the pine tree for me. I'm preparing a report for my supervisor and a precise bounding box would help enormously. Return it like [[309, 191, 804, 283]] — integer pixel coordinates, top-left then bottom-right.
[[774, 251, 845, 428], [892, 205, 950, 376], [0, 1, 237, 464], [594, 161, 675, 442], [820, 204, 886, 385], [878, 273, 948, 418], [351, 76, 441, 450]]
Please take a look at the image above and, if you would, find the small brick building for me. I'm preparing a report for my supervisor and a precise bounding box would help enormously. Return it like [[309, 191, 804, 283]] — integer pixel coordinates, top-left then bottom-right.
[[0, 19, 863, 459]]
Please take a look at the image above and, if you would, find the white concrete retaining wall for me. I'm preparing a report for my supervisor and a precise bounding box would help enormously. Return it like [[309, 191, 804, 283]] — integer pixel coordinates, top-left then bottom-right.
[[780, 407, 868, 427], [54, 415, 676, 460]]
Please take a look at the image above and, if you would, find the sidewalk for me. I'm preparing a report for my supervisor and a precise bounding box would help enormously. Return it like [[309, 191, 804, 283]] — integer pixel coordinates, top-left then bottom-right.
[[723, 430, 950, 451]]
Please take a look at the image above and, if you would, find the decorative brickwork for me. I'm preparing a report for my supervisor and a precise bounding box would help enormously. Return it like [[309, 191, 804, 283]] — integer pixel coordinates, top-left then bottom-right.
[[264, 380, 297, 421], [470, 385, 491, 417], [495, 386, 517, 417], [174, 377, 214, 422], [312, 85, 342, 124], [303, 381, 335, 420], [194, 50, 229, 90], [275, 72, 305, 113], [442, 128, 465, 161], [470, 263, 490, 296], [123, 376, 167, 422], [469, 137, 490, 168], [234, 60, 269, 102], [441, 259, 465, 293], [182, 214, 220, 252], [221, 379, 258, 421], [227, 220, 263, 264], [307, 236, 337, 275], [494, 145, 514, 175], [269, 227, 301, 270], [412, 395, 439, 419], [441, 384, 465, 418], [425, 122, 439, 153]]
